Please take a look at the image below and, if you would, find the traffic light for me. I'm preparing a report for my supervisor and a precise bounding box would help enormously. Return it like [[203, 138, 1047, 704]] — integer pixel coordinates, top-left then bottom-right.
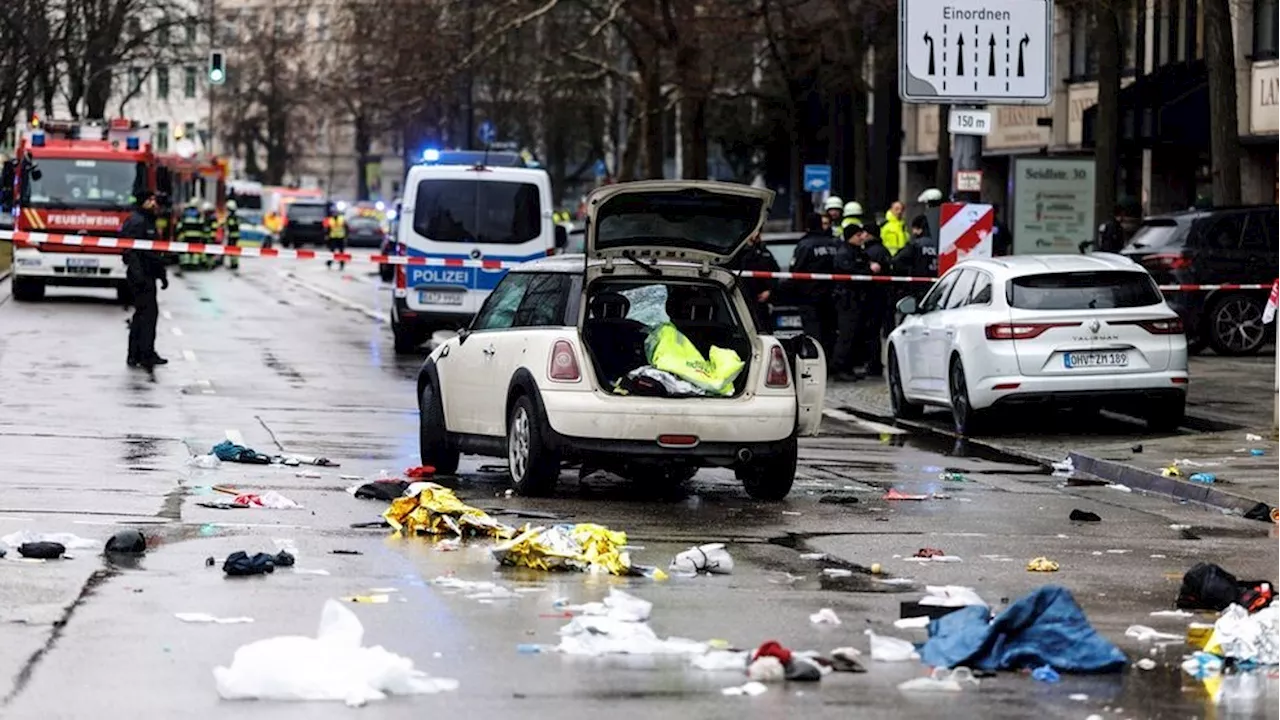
[[208, 50, 226, 85]]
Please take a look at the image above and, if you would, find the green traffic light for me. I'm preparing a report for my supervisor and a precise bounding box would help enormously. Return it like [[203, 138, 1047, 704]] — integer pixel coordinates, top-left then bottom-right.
[[209, 68, 225, 84]]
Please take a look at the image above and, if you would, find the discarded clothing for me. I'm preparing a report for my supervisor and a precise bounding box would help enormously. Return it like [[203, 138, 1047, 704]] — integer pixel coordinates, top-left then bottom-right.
[[104, 529, 147, 554], [914, 548, 946, 559], [383, 483, 515, 538], [918, 585, 1127, 673], [491, 523, 666, 578], [670, 543, 734, 575], [749, 641, 823, 682], [2, 531, 98, 550], [18, 542, 65, 560], [644, 322, 744, 396], [353, 480, 410, 502], [1204, 604, 1279, 665], [1177, 563, 1244, 611], [614, 366, 708, 397], [233, 491, 301, 510], [211, 440, 272, 465], [214, 599, 458, 706], [1069, 509, 1101, 522], [404, 466, 435, 479], [223, 551, 293, 577]]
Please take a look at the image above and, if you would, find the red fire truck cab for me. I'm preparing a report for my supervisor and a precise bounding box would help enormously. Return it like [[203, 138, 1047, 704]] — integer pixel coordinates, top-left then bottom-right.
[[1, 116, 157, 302]]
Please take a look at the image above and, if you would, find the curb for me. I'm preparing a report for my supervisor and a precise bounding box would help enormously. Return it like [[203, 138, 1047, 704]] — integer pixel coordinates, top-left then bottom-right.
[[837, 403, 1273, 516], [1067, 451, 1273, 518], [0, 269, 10, 283]]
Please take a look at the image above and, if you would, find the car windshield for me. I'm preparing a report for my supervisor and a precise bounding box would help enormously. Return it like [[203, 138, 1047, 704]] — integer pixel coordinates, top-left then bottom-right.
[[24, 158, 144, 209], [1008, 271, 1164, 310], [412, 179, 541, 245], [1125, 219, 1187, 251], [347, 216, 381, 231], [288, 204, 327, 221]]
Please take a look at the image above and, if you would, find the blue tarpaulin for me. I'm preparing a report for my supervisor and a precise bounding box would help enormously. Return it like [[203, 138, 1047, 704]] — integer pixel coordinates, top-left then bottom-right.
[[918, 585, 1127, 672]]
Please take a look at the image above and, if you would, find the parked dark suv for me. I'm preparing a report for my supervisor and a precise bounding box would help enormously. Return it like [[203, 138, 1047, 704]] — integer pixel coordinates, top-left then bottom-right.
[[1122, 205, 1278, 355], [280, 201, 330, 248]]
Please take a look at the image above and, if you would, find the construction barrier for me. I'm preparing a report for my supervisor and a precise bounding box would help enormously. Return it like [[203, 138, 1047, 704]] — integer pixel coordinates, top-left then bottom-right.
[[2, 229, 1273, 292]]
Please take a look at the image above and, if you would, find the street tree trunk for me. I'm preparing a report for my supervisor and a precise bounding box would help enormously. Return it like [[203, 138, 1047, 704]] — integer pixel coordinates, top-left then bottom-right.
[[934, 104, 952, 195], [849, 82, 869, 205], [1204, 0, 1242, 205], [1093, 4, 1122, 235], [637, 44, 664, 180], [354, 112, 371, 201]]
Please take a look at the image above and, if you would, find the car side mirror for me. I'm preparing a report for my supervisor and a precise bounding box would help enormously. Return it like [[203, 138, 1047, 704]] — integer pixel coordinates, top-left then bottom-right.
[[896, 296, 919, 316], [457, 328, 470, 344], [554, 225, 568, 251]]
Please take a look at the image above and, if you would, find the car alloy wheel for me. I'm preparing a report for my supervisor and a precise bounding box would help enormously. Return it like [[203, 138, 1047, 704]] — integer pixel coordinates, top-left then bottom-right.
[[888, 351, 922, 420], [508, 405, 531, 483], [949, 357, 981, 436], [506, 395, 559, 496], [1209, 295, 1266, 355]]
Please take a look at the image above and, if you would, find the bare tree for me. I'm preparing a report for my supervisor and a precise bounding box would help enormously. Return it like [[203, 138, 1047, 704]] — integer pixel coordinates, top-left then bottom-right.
[[1204, 0, 1242, 205]]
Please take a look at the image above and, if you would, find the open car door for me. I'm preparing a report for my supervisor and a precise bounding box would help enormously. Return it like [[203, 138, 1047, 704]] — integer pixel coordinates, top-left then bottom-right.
[[782, 335, 826, 436]]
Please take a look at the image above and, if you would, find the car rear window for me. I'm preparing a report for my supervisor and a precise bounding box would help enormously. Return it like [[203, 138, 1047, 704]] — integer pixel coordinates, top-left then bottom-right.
[[1125, 219, 1187, 251], [288, 204, 327, 221], [412, 179, 541, 244], [1007, 271, 1163, 310]]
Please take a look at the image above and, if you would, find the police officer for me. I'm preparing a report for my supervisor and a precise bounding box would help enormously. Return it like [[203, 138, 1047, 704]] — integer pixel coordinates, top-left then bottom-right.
[[325, 206, 348, 270], [122, 192, 168, 370], [789, 214, 841, 358], [893, 215, 940, 295], [832, 223, 874, 382], [860, 223, 893, 376], [823, 196, 845, 238], [879, 200, 907, 256], [200, 201, 219, 269], [1092, 205, 1126, 253], [224, 199, 242, 270], [840, 201, 864, 234], [728, 231, 780, 332]]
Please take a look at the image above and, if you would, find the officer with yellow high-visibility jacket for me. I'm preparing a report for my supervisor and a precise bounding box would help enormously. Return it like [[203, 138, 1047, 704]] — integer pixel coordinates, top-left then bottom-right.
[[840, 201, 864, 234], [324, 207, 348, 270]]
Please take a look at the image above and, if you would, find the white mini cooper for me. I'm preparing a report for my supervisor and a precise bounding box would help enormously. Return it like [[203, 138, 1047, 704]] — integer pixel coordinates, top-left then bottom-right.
[[415, 180, 827, 500]]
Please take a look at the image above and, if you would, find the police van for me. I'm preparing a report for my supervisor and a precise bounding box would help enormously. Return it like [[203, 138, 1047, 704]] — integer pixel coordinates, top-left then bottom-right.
[[390, 149, 564, 353]]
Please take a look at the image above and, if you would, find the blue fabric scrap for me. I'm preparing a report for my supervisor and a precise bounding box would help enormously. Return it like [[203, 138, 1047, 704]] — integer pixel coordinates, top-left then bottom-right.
[[918, 585, 1127, 673]]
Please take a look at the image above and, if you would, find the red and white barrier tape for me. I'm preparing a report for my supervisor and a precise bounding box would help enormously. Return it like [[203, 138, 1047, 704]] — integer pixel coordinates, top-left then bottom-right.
[[2, 229, 1272, 291]]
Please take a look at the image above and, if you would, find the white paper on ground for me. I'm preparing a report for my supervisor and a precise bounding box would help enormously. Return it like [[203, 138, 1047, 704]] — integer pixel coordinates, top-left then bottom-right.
[[1124, 625, 1183, 643], [894, 616, 932, 630], [920, 585, 988, 608], [176, 613, 254, 624], [555, 615, 707, 657], [809, 608, 842, 625], [1149, 609, 1194, 618], [213, 599, 458, 706], [691, 650, 749, 671], [563, 589, 653, 622], [1, 531, 99, 550], [721, 681, 768, 696], [866, 629, 920, 662], [897, 667, 979, 692], [1206, 604, 1279, 665]]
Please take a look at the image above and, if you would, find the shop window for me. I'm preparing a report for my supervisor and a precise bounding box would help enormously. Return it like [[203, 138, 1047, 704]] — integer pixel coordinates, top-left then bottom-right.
[[1256, 0, 1279, 58]]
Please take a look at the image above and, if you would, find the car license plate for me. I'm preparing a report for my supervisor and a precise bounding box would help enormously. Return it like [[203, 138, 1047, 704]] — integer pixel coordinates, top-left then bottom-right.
[[1063, 351, 1129, 369], [420, 290, 464, 306], [67, 258, 99, 268], [775, 315, 803, 329]]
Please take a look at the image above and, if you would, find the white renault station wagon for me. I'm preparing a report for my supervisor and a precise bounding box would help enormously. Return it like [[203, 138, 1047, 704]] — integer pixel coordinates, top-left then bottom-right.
[[415, 180, 827, 500]]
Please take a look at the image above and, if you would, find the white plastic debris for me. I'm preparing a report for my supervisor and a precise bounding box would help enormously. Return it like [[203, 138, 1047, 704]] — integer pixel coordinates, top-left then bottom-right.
[[1124, 625, 1183, 643], [1205, 604, 1279, 665], [1051, 458, 1074, 477], [1069, 693, 1090, 702], [1246, 433, 1263, 442], [1149, 610, 1194, 618], [187, 454, 222, 469], [1134, 658, 1157, 670], [692, 650, 749, 671], [894, 616, 932, 630], [295, 471, 322, 479], [897, 667, 979, 692], [919, 585, 988, 608], [799, 552, 827, 560], [1106, 484, 1133, 492], [821, 568, 853, 578], [669, 543, 734, 575], [866, 629, 919, 662], [1, 531, 99, 550], [745, 655, 786, 682], [721, 681, 768, 697], [809, 608, 842, 625], [176, 613, 254, 624], [561, 589, 653, 623], [213, 599, 458, 706], [555, 615, 706, 657]]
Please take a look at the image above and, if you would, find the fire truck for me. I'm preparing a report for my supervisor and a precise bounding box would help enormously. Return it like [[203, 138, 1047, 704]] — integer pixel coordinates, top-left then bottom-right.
[[1, 116, 157, 302]]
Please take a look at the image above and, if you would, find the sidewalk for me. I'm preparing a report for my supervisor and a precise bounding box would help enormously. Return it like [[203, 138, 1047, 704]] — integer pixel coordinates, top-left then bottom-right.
[[827, 354, 1279, 511]]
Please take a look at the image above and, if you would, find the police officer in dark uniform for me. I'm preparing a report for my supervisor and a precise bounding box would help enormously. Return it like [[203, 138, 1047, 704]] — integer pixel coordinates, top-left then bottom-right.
[[122, 192, 169, 370], [831, 223, 874, 381], [893, 215, 939, 299], [1082, 205, 1126, 253], [859, 223, 893, 377], [728, 231, 780, 332], [788, 214, 841, 358]]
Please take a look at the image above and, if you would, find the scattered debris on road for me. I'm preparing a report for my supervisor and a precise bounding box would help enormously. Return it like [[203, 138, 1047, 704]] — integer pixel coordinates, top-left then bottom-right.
[[670, 543, 734, 575], [1026, 557, 1060, 572]]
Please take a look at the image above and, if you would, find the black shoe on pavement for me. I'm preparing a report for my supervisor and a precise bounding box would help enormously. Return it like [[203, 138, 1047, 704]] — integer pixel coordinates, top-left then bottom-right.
[[149, 356, 169, 365]]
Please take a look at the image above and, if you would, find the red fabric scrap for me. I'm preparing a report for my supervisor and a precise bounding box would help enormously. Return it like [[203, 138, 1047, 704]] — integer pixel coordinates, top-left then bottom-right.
[[405, 466, 436, 478], [751, 640, 793, 665]]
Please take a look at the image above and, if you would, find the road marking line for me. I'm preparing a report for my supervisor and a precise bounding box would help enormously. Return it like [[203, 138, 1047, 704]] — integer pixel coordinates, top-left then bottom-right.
[[225, 429, 245, 446], [823, 408, 905, 435], [182, 350, 197, 363], [278, 270, 387, 325], [171, 327, 184, 336]]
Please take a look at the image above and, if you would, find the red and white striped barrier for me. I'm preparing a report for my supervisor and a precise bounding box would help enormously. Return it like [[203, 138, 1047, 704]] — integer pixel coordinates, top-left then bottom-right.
[[2, 229, 1272, 291]]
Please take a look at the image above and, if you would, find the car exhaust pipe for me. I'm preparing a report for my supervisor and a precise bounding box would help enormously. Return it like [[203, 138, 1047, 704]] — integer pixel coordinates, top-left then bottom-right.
[[736, 448, 753, 463]]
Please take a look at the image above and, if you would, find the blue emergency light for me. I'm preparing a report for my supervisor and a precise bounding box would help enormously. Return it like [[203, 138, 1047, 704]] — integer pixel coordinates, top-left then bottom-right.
[[422, 148, 441, 163], [31, 132, 45, 147], [126, 136, 140, 150]]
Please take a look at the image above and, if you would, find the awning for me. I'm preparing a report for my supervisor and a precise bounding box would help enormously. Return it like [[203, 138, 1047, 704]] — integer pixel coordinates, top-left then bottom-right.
[[1082, 60, 1208, 150]]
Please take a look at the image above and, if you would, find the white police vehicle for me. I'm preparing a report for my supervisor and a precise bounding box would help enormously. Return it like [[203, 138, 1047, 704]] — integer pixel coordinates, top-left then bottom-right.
[[390, 148, 565, 354]]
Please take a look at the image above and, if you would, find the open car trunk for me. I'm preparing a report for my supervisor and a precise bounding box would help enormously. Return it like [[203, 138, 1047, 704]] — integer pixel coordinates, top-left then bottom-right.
[[580, 277, 754, 398]]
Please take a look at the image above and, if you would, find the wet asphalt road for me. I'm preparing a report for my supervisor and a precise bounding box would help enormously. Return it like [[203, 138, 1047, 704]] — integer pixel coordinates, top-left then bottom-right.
[[0, 256, 1276, 720]]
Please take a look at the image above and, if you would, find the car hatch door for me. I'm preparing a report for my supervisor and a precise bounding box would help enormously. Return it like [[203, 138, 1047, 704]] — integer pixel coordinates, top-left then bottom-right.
[[791, 335, 827, 436]]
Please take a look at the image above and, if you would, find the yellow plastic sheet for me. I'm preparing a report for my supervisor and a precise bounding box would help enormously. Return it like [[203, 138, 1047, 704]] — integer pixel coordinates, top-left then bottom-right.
[[644, 322, 744, 397], [383, 483, 515, 538], [491, 523, 667, 579]]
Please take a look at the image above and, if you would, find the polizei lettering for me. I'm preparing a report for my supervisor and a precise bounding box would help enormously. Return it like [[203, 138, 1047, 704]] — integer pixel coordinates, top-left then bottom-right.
[[943, 7, 1012, 21]]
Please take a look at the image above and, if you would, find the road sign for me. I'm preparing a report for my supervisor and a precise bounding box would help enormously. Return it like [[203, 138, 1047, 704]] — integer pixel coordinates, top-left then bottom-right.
[[803, 164, 831, 193], [899, 0, 1053, 105], [477, 120, 496, 145], [948, 108, 993, 136], [955, 170, 983, 192], [593, 159, 607, 177]]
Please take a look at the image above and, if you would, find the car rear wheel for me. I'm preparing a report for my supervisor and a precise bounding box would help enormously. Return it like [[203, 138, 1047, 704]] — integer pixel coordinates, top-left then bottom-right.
[[418, 381, 459, 474], [393, 322, 421, 355], [1144, 395, 1186, 433], [1206, 294, 1267, 356], [949, 356, 986, 436], [379, 264, 394, 283], [11, 277, 44, 302], [507, 395, 559, 496], [888, 349, 922, 420], [736, 437, 797, 501]]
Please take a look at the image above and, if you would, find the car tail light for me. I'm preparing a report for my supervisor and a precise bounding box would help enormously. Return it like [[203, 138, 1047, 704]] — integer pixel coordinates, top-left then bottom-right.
[[548, 339, 581, 382], [1120, 317, 1185, 334], [1171, 376, 1189, 385], [984, 322, 1072, 340], [1142, 253, 1192, 271], [765, 345, 790, 387], [657, 434, 699, 447]]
